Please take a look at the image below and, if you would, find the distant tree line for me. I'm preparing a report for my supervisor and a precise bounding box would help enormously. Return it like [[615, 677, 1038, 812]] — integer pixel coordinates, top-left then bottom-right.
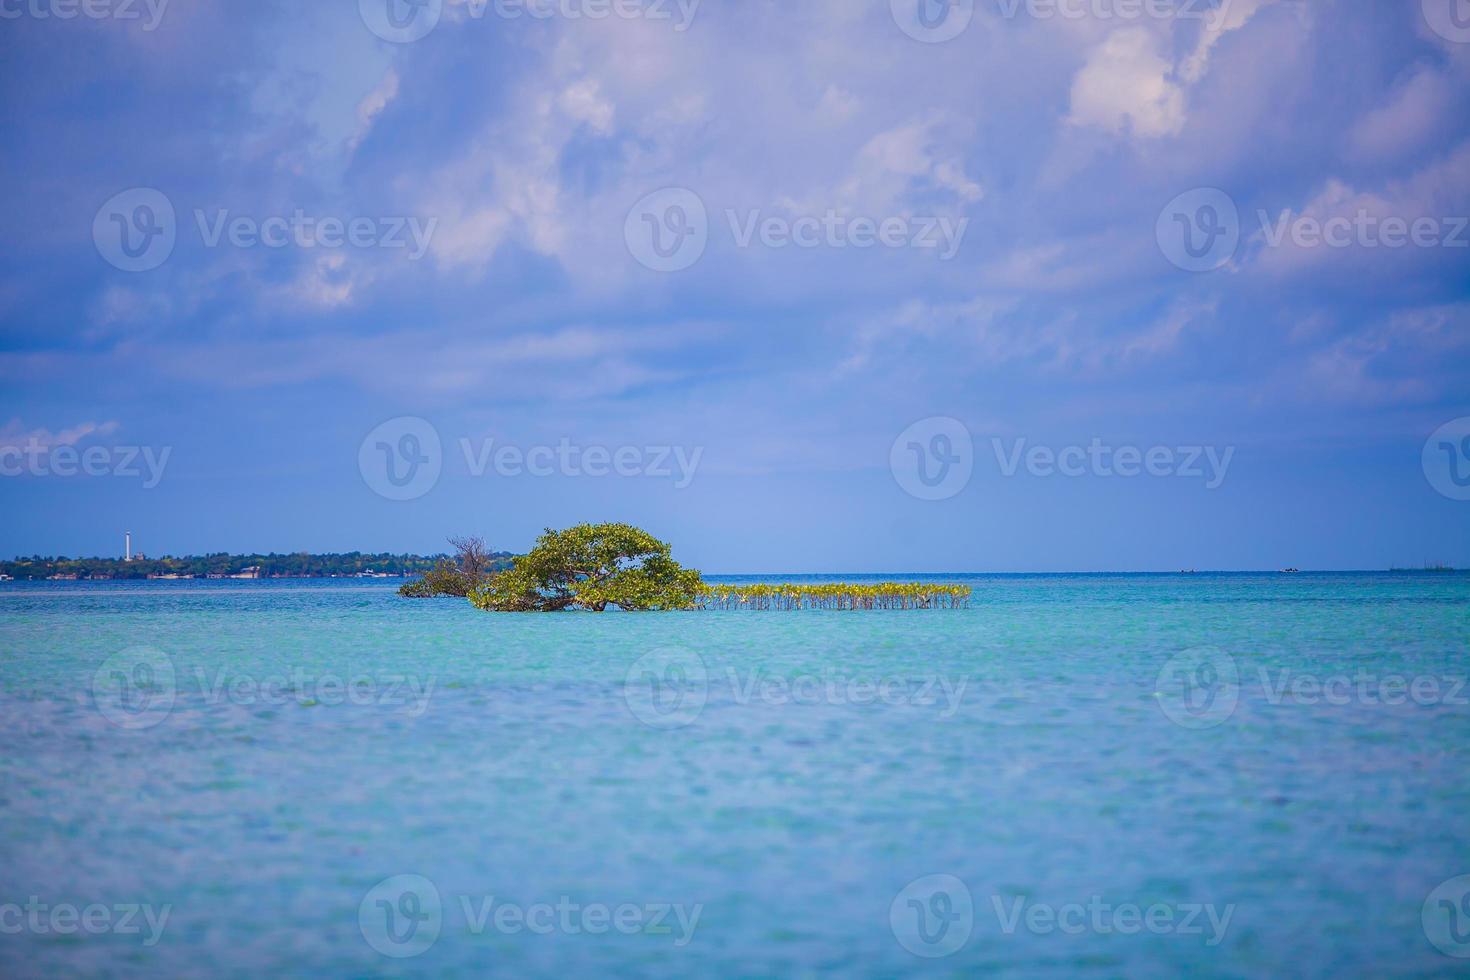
[[0, 550, 516, 580]]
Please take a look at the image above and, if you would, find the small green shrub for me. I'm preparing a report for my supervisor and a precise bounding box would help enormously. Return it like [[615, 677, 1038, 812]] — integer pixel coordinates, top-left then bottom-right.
[[467, 523, 703, 612], [398, 561, 472, 598]]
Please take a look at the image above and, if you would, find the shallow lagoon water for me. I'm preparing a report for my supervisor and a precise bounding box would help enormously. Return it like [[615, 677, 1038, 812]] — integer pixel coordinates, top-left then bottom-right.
[[1, 573, 1468, 977]]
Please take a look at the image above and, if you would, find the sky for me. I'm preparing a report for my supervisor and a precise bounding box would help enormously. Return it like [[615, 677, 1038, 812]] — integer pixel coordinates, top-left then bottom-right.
[[1, 0, 1468, 572]]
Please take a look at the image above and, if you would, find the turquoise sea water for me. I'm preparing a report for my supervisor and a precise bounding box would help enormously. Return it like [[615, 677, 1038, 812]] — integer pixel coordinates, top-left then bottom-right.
[[1, 573, 1468, 977]]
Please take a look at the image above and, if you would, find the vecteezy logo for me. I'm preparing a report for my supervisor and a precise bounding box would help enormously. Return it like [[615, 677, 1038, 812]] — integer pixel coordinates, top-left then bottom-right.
[[623, 647, 709, 729], [890, 417, 974, 501], [1156, 188, 1240, 273], [359, 417, 442, 501], [890, 0, 974, 42], [359, 0, 442, 43], [1155, 646, 1240, 729], [1423, 417, 1470, 501], [359, 874, 443, 958], [1423, 0, 1470, 44], [889, 874, 973, 958], [93, 188, 176, 272], [91, 646, 176, 730], [1423, 875, 1470, 957], [624, 188, 708, 273]]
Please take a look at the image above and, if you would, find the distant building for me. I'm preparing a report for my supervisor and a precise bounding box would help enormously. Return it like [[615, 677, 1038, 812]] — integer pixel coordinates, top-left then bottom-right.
[[230, 566, 262, 579]]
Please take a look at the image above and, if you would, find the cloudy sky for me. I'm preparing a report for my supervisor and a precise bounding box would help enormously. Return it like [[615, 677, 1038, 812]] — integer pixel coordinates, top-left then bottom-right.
[[1, 0, 1468, 571]]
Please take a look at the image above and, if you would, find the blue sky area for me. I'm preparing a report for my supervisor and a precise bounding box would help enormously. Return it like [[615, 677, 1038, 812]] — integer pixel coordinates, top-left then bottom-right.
[[1, 0, 1468, 571]]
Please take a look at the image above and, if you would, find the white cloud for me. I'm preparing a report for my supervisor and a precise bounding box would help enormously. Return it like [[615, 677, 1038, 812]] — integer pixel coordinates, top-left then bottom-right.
[[406, 8, 992, 287], [557, 78, 615, 135], [1115, 296, 1217, 361], [1067, 28, 1186, 138], [279, 253, 358, 310], [349, 67, 400, 153], [1067, 2, 1277, 139], [0, 419, 120, 452], [1348, 63, 1455, 163], [783, 116, 985, 219], [1178, 0, 1275, 84], [1247, 139, 1470, 276], [1294, 304, 1470, 407]]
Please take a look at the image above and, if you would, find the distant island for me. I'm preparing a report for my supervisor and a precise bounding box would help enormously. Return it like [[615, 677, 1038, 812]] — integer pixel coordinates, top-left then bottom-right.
[[0, 551, 516, 581], [400, 525, 972, 613]]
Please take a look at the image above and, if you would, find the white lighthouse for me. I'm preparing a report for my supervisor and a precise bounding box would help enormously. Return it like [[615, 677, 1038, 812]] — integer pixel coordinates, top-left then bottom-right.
[[125, 531, 132, 562]]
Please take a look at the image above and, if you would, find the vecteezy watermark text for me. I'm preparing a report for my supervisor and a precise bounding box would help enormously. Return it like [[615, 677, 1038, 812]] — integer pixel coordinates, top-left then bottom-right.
[[891, 0, 1229, 43], [1157, 187, 1470, 272], [1258, 669, 1467, 707], [992, 0, 1234, 25], [0, 898, 171, 946], [358, 0, 700, 44], [721, 668, 967, 715], [460, 437, 702, 489], [357, 874, 702, 958], [889, 0, 975, 43], [1423, 417, 1470, 501], [93, 188, 436, 272], [0, 0, 168, 29], [357, 417, 706, 501], [1155, 646, 1470, 730], [624, 188, 969, 272], [990, 894, 1235, 946], [623, 648, 968, 729], [992, 438, 1234, 489], [91, 646, 436, 730], [725, 209, 968, 260], [0, 440, 170, 488], [888, 875, 1235, 958], [890, 874, 975, 957], [193, 210, 435, 259], [191, 667, 436, 716], [890, 417, 1236, 502], [1424, 874, 1470, 958], [1422, 0, 1470, 45]]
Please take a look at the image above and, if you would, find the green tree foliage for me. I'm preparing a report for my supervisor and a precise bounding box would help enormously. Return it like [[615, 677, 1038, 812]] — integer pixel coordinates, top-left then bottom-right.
[[398, 536, 497, 598], [468, 523, 704, 612], [693, 582, 971, 610], [397, 561, 472, 598]]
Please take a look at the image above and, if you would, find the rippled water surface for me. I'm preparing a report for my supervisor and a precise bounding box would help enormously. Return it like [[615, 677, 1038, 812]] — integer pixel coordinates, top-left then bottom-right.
[[1, 573, 1468, 977]]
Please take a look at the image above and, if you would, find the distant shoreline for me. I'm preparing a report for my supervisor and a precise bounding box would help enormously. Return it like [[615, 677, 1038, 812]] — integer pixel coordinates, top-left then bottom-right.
[[1, 567, 1460, 583], [0, 551, 517, 582]]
